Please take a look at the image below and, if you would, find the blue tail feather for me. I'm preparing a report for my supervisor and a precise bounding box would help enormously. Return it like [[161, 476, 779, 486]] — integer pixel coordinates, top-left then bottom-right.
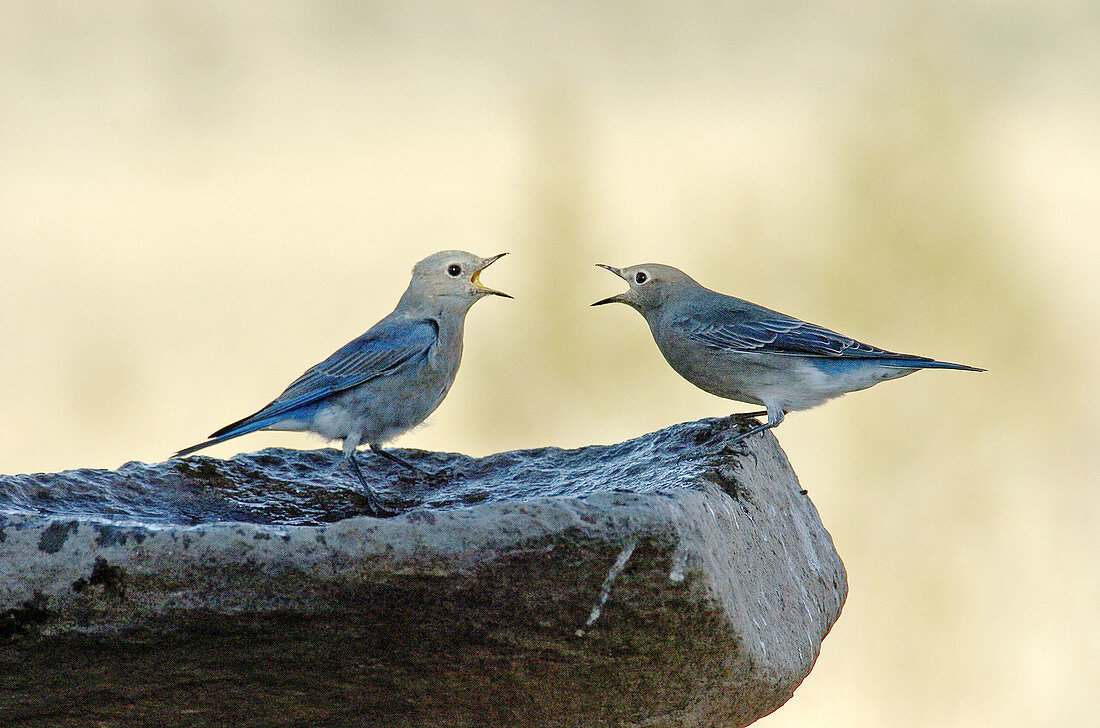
[[175, 412, 298, 458], [875, 357, 984, 372]]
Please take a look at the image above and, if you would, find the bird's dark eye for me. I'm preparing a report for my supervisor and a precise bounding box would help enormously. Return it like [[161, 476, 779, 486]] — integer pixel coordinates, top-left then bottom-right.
[[635, 271, 648, 284], [447, 264, 462, 277]]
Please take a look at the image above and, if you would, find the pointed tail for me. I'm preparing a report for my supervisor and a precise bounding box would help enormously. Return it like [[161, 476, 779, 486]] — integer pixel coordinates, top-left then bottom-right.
[[174, 414, 286, 458], [175, 431, 246, 458], [878, 357, 985, 372]]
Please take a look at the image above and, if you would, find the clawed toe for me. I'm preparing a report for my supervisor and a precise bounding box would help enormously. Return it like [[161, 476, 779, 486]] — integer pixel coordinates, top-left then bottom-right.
[[361, 494, 400, 518]]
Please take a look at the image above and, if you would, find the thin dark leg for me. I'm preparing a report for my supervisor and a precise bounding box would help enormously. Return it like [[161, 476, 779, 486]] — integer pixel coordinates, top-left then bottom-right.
[[370, 444, 430, 475], [733, 410, 769, 420], [348, 454, 398, 517], [726, 420, 779, 446], [728, 405, 786, 447]]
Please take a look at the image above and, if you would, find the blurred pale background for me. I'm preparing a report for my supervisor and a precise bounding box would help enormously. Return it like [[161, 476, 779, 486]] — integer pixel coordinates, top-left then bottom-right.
[[2, 1, 1097, 725]]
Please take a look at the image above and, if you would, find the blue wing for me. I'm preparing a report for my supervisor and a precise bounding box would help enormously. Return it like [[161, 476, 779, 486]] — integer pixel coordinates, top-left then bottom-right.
[[257, 318, 439, 425], [677, 303, 981, 370], [176, 318, 438, 456], [685, 315, 900, 359]]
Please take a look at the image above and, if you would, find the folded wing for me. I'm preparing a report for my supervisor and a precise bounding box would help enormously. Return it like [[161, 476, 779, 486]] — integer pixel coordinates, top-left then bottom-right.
[[212, 318, 440, 436], [677, 305, 981, 370], [176, 319, 439, 456]]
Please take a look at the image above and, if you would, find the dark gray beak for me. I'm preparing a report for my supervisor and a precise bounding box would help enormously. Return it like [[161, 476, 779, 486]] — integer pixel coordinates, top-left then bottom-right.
[[592, 264, 627, 306]]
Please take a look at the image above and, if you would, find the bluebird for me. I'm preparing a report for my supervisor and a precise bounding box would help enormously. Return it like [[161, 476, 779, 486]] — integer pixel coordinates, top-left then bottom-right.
[[176, 250, 511, 515], [593, 263, 983, 445]]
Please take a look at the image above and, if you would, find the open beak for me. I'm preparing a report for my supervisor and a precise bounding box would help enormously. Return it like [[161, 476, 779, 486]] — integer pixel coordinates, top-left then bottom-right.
[[472, 252, 513, 298], [592, 264, 627, 306]]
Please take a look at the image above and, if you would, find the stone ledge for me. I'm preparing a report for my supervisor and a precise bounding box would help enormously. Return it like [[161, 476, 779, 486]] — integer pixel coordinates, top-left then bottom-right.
[[0, 417, 847, 728]]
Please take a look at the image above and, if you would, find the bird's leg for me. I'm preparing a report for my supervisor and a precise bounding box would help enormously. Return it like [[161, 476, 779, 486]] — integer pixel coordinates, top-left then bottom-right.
[[726, 421, 775, 445], [370, 444, 430, 476], [347, 454, 398, 518], [727, 406, 785, 446], [733, 410, 769, 421]]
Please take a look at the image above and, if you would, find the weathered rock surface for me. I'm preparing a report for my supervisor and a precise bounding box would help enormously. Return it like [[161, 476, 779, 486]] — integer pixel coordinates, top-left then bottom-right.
[[0, 416, 846, 728]]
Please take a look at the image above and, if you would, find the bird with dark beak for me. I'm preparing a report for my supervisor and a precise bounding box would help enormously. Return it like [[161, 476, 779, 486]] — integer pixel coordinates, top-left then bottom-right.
[[594, 262, 982, 444], [177, 250, 511, 516]]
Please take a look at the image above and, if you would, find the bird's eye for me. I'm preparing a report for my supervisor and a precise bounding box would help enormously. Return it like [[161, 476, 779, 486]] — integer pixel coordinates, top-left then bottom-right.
[[447, 264, 462, 277], [635, 271, 648, 284]]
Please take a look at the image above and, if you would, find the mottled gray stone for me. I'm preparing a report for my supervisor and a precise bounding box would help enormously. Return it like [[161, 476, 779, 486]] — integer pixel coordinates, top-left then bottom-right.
[[0, 416, 846, 728]]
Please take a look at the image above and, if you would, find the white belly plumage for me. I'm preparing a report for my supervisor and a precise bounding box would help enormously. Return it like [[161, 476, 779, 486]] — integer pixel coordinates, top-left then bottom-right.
[[664, 345, 917, 413]]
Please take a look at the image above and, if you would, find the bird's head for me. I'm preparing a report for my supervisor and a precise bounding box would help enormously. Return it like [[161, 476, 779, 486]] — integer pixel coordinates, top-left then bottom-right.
[[408, 250, 512, 308], [592, 263, 693, 313]]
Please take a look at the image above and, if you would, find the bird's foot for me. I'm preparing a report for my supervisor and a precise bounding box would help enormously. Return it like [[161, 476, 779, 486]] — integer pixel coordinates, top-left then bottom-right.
[[424, 461, 466, 481], [370, 445, 432, 477], [359, 491, 400, 518], [726, 420, 778, 448], [725, 408, 784, 449], [348, 454, 401, 518], [372, 448, 466, 485]]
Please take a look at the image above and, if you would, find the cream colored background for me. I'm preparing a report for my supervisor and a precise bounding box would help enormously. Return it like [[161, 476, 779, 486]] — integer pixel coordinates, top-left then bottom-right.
[[2, 3, 1097, 725]]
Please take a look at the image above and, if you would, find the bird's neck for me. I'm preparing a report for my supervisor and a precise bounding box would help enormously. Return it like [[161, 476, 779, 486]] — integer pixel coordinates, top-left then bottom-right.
[[394, 287, 474, 322], [395, 286, 430, 312]]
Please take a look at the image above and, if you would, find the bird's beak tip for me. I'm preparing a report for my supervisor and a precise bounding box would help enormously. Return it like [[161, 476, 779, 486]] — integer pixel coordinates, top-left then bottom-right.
[[473, 253, 511, 298], [594, 265, 626, 306]]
